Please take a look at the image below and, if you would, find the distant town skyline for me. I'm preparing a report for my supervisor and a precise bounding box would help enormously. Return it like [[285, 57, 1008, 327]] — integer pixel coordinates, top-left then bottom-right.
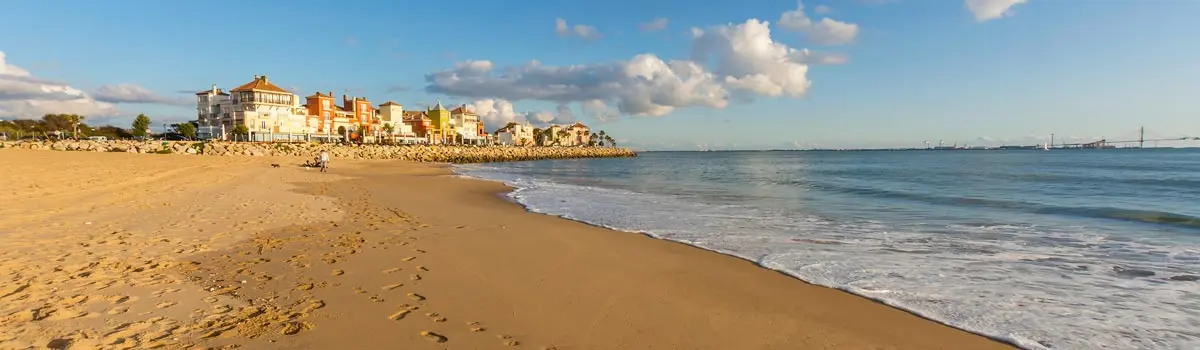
[[1, 0, 1196, 150]]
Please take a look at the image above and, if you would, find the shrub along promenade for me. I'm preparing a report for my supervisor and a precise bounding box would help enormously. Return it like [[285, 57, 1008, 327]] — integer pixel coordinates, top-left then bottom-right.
[[0, 140, 637, 163]]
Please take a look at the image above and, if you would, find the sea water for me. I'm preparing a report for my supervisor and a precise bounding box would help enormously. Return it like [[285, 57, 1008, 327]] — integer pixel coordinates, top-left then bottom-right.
[[454, 149, 1200, 350]]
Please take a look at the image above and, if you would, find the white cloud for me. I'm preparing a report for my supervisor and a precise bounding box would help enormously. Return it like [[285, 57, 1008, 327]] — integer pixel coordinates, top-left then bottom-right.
[[814, 5, 833, 14], [427, 19, 839, 119], [0, 51, 119, 119], [426, 55, 728, 117], [581, 99, 619, 122], [779, 1, 859, 45], [639, 17, 669, 32], [965, 0, 1028, 22], [691, 19, 814, 98], [467, 98, 575, 128], [555, 18, 603, 40], [92, 84, 190, 105]]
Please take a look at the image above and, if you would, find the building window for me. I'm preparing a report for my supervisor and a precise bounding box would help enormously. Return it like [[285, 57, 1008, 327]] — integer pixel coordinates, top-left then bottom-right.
[[323, 100, 330, 109], [323, 111, 330, 119], [261, 121, 267, 129]]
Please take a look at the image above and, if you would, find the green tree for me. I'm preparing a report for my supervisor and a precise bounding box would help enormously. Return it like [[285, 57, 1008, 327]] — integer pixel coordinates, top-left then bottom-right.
[[589, 132, 599, 146], [232, 124, 249, 136], [176, 123, 197, 140], [556, 130, 570, 146], [131, 114, 151, 137], [337, 125, 347, 136], [532, 128, 543, 146]]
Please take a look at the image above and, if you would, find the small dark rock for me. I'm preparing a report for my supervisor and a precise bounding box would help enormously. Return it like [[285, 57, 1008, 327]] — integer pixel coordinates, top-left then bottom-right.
[[1113, 266, 1155, 278], [1169, 275, 1199, 282]]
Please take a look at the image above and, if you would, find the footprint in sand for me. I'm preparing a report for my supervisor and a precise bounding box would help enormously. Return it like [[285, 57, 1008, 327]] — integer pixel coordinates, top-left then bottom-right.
[[497, 335, 520, 346], [402, 257, 416, 262], [106, 307, 129, 315], [388, 309, 412, 320], [420, 331, 447, 343], [407, 293, 426, 301], [108, 295, 131, 304], [410, 274, 422, 281], [417, 266, 429, 271], [369, 295, 385, 303], [332, 270, 345, 276], [382, 267, 402, 274], [296, 283, 314, 291], [381, 283, 404, 291], [413, 249, 426, 254], [155, 301, 177, 309]]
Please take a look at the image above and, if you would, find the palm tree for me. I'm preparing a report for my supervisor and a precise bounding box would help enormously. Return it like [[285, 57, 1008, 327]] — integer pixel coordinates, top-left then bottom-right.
[[605, 135, 615, 147], [589, 132, 598, 146], [597, 130, 607, 147], [68, 114, 84, 139], [556, 130, 570, 146]]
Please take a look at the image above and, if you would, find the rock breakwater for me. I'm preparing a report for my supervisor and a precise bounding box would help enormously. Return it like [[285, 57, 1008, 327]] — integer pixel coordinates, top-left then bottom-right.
[[0, 140, 637, 163]]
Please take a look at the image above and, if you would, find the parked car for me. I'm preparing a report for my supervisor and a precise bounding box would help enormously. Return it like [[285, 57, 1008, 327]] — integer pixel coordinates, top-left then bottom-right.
[[161, 133, 189, 141], [86, 136, 108, 141]]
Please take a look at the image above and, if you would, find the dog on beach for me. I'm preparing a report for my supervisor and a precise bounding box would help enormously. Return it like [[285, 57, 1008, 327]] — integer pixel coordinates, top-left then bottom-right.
[[270, 163, 280, 168]]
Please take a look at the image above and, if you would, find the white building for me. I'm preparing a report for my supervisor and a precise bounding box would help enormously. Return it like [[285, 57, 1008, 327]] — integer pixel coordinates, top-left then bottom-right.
[[450, 105, 484, 144], [195, 85, 232, 139], [377, 101, 421, 144], [228, 75, 308, 141], [495, 121, 535, 146]]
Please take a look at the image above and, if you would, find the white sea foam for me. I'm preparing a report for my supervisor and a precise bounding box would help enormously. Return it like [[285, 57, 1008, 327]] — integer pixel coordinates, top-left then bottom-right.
[[455, 165, 1200, 350]]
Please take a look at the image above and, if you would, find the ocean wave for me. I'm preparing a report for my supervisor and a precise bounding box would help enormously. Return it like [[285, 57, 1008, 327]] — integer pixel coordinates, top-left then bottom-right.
[[454, 163, 1200, 350]]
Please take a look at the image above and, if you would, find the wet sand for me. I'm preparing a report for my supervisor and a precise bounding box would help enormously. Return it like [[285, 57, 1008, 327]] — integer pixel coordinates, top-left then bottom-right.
[[0, 149, 1014, 349]]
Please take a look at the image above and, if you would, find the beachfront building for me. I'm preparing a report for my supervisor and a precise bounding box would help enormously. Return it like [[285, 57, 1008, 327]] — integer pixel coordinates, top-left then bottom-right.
[[495, 122, 536, 146], [402, 110, 433, 143], [228, 75, 310, 142], [378, 101, 422, 144], [303, 91, 341, 142], [195, 85, 231, 139], [450, 105, 485, 145], [426, 100, 452, 144], [566, 122, 591, 146]]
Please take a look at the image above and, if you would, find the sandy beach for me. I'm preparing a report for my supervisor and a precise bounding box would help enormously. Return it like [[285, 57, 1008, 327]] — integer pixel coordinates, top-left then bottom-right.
[[0, 149, 1014, 349]]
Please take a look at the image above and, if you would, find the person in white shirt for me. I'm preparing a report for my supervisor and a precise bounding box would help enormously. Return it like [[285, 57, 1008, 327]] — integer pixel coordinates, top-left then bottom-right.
[[318, 151, 330, 172]]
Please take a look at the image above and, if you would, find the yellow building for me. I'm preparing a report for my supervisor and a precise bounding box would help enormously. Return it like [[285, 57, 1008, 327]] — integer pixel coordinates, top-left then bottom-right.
[[426, 100, 452, 144]]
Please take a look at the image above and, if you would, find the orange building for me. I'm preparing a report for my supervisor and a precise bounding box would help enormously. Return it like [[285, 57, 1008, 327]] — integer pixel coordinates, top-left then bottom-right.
[[402, 110, 432, 139], [304, 91, 337, 133], [343, 95, 376, 133]]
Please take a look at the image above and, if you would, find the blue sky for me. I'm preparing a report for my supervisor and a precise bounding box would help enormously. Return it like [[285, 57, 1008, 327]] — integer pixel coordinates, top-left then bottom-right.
[[1, 0, 1196, 150]]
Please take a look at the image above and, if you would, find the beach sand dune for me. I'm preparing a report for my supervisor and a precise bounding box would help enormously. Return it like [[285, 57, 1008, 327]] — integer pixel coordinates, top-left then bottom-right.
[[0, 149, 1013, 349]]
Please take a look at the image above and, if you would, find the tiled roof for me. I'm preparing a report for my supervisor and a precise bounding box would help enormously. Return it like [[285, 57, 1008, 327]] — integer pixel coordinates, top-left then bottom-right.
[[379, 101, 402, 107], [195, 88, 227, 96], [306, 91, 333, 99], [231, 75, 291, 93]]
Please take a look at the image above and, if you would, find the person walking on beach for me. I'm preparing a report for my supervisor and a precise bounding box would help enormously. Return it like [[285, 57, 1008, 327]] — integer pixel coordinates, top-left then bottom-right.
[[318, 150, 330, 172]]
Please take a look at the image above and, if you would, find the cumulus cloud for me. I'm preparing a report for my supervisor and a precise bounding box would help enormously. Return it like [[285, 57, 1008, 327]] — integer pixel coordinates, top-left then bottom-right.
[[779, 1, 859, 45], [427, 18, 843, 120], [639, 17, 669, 32], [965, 0, 1028, 22], [555, 18, 603, 40], [426, 55, 728, 117], [468, 98, 580, 129], [581, 99, 619, 122], [92, 84, 190, 105], [0, 51, 118, 118], [691, 19, 818, 98]]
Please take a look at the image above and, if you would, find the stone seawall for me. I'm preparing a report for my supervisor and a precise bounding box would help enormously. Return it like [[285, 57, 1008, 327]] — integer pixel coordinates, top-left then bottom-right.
[[0, 140, 637, 163]]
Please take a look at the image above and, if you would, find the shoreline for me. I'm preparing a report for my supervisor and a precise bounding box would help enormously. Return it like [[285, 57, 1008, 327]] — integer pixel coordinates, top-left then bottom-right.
[[450, 166, 1025, 349], [0, 149, 1013, 349]]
